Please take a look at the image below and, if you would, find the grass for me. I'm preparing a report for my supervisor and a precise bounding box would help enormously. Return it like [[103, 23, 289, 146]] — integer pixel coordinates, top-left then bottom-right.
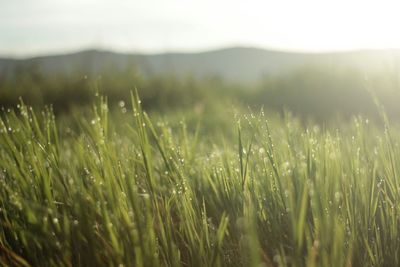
[[1, 92, 400, 267]]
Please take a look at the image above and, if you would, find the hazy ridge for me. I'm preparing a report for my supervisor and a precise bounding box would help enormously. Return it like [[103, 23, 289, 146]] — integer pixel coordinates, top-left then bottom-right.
[[1, 47, 400, 82]]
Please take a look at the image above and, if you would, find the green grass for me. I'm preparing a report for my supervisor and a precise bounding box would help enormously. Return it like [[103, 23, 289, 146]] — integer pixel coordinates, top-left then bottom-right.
[[1, 92, 400, 267]]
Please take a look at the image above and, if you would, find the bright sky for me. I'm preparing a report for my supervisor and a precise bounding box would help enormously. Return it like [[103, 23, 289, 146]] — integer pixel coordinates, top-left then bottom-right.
[[1, 0, 400, 57]]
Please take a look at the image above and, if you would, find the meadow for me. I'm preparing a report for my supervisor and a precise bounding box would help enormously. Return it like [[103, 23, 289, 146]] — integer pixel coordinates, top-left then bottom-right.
[[1, 84, 400, 266]]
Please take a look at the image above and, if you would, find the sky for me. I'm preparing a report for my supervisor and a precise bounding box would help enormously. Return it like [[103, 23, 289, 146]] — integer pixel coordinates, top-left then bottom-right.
[[1, 0, 400, 57]]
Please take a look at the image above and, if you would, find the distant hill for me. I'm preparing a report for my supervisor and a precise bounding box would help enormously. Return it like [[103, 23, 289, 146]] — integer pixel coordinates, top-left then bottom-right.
[[1, 47, 400, 83]]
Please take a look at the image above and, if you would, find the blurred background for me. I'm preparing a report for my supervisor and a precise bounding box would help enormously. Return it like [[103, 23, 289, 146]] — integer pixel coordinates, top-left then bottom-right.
[[1, 0, 400, 121]]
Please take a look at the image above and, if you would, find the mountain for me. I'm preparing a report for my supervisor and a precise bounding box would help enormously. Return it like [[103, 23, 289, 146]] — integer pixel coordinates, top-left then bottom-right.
[[1, 47, 400, 83]]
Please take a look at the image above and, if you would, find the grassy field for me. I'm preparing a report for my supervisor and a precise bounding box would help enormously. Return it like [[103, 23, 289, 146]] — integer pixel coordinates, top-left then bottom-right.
[[1, 91, 400, 267]]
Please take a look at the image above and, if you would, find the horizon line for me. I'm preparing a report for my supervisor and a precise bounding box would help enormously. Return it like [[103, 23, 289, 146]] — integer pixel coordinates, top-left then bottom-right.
[[1, 44, 400, 60]]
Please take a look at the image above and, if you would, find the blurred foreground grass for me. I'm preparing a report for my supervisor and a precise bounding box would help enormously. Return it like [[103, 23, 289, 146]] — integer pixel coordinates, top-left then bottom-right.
[[1, 92, 400, 267]]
